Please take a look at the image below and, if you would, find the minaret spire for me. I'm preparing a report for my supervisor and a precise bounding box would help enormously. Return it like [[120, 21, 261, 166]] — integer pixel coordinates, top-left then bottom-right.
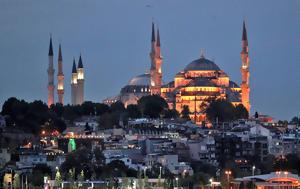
[[71, 58, 78, 105], [242, 21, 248, 41], [156, 28, 161, 47], [150, 23, 163, 95], [156, 28, 161, 58], [76, 54, 85, 105], [58, 44, 62, 61], [151, 22, 156, 42], [47, 35, 55, 108], [48, 35, 53, 56], [240, 20, 251, 115], [57, 44, 64, 105], [72, 58, 77, 73], [78, 54, 83, 68]]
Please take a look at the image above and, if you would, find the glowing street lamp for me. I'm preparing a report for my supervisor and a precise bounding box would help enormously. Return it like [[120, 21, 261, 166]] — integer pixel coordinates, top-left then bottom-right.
[[175, 177, 179, 189], [252, 166, 256, 176], [159, 166, 162, 178], [225, 170, 232, 187], [209, 178, 213, 188], [144, 167, 147, 178]]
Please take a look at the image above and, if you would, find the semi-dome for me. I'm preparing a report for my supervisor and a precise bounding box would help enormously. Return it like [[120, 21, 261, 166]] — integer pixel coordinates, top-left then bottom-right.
[[184, 57, 221, 71], [127, 73, 150, 86]]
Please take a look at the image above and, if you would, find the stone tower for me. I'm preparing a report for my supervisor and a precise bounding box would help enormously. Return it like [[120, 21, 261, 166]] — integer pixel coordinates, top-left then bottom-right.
[[150, 23, 163, 95], [57, 44, 64, 105], [71, 58, 78, 105], [240, 21, 251, 114], [76, 55, 84, 105], [47, 36, 55, 108]]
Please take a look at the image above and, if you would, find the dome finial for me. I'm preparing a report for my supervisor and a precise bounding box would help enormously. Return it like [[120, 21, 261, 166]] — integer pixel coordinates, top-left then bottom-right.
[[200, 49, 205, 58]]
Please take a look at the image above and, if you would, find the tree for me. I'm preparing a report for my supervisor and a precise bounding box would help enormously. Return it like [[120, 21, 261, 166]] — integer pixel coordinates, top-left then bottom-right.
[[62, 105, 80, 121], [98, 112, 119, 129], [55, 169, 62, 187], [94, 147, 105, 164], [163, 109, 179, 119], [290, 116, 300, 125], [84, 122, 92, 132], [254, 111, 259, 119], [181, 105, 191, 120], [95, 103, 110, 115], [138, 95, 168, 118], [50, 103, 64, 117], [206, 99, 248, 123], [30, 164, 52, 187], [77, 170, 85, 181], [122, 177, 129, 189], [110, 101, 126, 113], [1, 97, 23, 115], [137, 170, 144, 189], [246, 180, 255, 189], [126, 104, 141, 119], [81, 101, 95, 115], [239, 181, 245, 189], [206, 99, 235, 123], [144, 176, 151, 189], [234, 104, 249, 119], [68, 169, 75, 182], [13, 173, 20, 189], [274, 154, 300, 174], [61, 147, 93, 180], [1, 97, 67, 134]]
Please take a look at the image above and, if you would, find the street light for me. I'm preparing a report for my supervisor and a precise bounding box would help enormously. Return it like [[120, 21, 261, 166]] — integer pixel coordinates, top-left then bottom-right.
[[225, 170, 232, 188], [175, 177, 179, 189], [159, 166, 162, 179], [252, 166, 256, 176], [209, 178, 213, 188], [144, 167, 147, 178]]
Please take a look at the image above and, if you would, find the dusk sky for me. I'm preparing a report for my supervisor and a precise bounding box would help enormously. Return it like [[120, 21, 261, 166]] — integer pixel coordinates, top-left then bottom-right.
[[0, 0, 299, 120]]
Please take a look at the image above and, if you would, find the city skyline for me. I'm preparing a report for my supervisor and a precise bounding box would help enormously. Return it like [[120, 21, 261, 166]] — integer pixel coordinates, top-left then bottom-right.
[[0, 0, 299, 120]]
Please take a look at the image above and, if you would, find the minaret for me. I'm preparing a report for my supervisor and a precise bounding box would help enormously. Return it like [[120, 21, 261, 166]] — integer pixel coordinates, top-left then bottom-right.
[[47, 36, 55, 108], [71, 58, 78, 105], [57, 44, 64, 105], [150, 23, 163, 95], [240, 21, 251, 114], [76, 55, 84, 105]]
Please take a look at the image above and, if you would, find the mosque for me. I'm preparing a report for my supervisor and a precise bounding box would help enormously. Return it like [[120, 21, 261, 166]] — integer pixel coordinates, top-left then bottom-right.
[[105, 21, 251, 124]]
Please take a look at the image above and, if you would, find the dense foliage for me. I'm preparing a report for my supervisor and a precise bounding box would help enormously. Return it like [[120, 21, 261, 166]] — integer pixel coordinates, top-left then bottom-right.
[[181, 105, 191, 120], [1, 97, 66, 134], [1, 96, 180, 133], [137, 95, 168, 118], [205, 99, 249, 123], [60, 147, 137, 180]]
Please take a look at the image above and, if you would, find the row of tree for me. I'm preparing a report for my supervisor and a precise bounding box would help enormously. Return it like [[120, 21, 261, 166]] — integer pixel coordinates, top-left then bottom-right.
[[1, 97, 66, 134], [1, 96, 251, 133], [206, 99, 249, 122]]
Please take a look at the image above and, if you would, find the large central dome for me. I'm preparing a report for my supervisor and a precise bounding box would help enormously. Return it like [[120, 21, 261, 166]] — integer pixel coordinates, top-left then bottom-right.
[[127, 73, 150, 86], [184, 57, 221, 72]]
